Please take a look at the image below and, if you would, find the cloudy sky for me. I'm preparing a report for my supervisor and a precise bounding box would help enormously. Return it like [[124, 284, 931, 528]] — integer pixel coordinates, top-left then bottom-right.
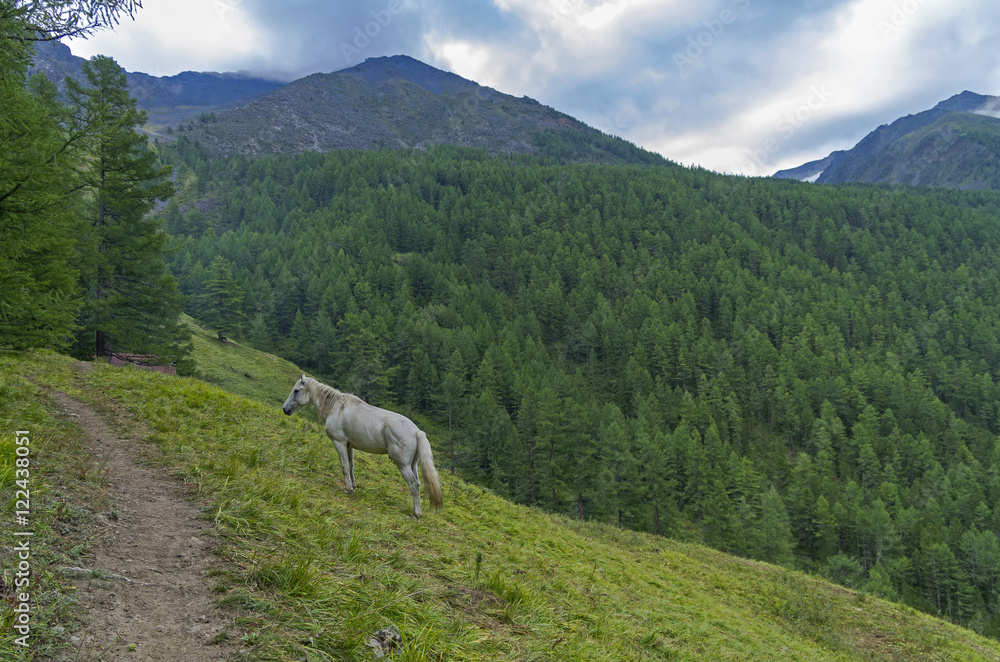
[[67, 0, 1000, 176]]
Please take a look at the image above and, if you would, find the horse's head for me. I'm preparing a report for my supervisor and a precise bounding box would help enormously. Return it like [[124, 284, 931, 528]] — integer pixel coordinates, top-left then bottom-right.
[[282, 373, 311, 415]]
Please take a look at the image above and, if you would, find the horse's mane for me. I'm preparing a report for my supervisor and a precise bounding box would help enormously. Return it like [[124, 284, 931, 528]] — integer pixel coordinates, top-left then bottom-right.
[[308, 378, 364, 420]]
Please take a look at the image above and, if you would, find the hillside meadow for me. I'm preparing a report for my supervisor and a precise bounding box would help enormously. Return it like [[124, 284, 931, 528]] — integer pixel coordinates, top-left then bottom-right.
[[4, 348, 1000, 660]]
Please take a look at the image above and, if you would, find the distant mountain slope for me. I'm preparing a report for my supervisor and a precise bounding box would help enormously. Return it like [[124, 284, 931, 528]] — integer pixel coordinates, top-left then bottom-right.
[[29, 44, 661, 165], [28, 40, 284, 127], [774, 91, 1000, 189], [185, 55, 663, 164]]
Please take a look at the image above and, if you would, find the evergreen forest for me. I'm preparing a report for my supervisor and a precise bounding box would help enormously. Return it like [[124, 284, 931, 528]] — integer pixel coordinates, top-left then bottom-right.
[[158, 137, 1000, 636]]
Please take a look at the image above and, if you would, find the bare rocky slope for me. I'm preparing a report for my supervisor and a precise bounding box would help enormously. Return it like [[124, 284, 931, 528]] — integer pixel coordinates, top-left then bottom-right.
[[182, 55, 663, 164]]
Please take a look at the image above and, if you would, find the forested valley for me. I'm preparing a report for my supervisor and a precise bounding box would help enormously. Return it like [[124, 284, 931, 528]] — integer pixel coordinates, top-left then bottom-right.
[[158, 136, 1000, 635]]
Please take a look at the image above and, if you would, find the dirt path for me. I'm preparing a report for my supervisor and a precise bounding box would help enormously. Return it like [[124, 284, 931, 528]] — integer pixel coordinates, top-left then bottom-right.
[[49, 391, 236, 661]]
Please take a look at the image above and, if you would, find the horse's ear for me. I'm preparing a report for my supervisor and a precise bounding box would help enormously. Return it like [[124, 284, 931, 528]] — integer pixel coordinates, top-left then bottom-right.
[[301, 372, 307, 383]]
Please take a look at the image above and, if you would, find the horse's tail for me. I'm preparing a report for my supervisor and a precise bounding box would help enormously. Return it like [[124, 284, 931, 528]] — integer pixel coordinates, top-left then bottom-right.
[[417, 430, 443, 510]]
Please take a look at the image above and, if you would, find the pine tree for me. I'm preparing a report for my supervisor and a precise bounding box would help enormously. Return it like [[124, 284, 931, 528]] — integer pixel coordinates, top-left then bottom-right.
[[535, 385, 567, 514], [859, 499, 899, 572], [310, 307, 336, 370], [786, 453, 818, 554], [921, 542, 978, 624], [247, 313, 272, 350], [406, 346, 437, 413], [287, 309, 311, 364], [637, 427, 677, 536], [600, 405, 639, 527], [197, 256, 245, 340], [959, 529, 1000, 613], [337, 310, 395, 404], [67, 55, 186, 363], [812, 495, 839, 563], [757, 485, 796, 566], [702, 478, 737, 551], [440, 348, 467, 475], [5, 1, 141, 43]]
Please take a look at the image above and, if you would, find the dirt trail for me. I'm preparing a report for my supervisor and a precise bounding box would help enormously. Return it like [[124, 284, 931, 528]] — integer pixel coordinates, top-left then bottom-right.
[[49, 391, 236, 661]]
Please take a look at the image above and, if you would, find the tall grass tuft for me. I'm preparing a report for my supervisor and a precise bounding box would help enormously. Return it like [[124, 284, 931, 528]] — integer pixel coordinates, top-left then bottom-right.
[[249, 554, 320, 598]]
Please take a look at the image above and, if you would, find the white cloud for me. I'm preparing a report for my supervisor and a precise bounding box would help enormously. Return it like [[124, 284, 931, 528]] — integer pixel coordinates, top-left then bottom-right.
[[574, 0, 658, 31], [433, 40, 497, 87], [975, 98, 1000, 119], [66, 0, 271, 76]]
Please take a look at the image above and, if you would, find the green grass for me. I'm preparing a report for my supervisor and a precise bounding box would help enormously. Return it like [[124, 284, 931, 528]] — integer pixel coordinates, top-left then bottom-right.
[[181, 314, 303, 405], [0, 351, 113, 659], [5, 349, 1000, 660]]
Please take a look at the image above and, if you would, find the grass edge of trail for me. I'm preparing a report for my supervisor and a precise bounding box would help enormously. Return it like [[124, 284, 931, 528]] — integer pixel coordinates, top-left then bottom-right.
[[1, 351, 119, 659]]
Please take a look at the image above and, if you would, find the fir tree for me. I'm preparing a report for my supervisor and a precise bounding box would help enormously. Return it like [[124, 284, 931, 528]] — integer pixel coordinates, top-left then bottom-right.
[[197, 256, 246, 340], [440, 348, 467, 475], [67, 55, 187, 363], [757, 485, 796, 566]]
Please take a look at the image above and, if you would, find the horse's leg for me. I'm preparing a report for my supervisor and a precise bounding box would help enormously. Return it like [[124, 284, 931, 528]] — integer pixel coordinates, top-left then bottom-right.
[[397, 462, 422, 518], [347, 445, 356, 491], [334, 440, 354, 493]]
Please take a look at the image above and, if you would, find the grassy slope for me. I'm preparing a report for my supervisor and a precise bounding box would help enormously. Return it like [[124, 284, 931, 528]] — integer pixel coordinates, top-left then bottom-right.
[[181, 314, 303, 405], [5, 346, 1000, 661]]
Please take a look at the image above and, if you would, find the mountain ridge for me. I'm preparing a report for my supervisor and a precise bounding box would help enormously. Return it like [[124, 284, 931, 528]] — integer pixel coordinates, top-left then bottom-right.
[[182, 54, 660, 164], [774, 91, 1000, 188], [28, 39, 285, 127], [31, 42, 662, 165]]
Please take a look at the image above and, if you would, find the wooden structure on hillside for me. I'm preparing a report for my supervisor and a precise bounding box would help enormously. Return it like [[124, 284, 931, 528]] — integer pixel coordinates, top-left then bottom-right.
[[107, 353, 177, 375]]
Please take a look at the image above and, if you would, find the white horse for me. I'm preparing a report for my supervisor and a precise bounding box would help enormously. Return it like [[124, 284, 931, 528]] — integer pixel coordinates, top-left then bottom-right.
[[282, 374, 443, 518]]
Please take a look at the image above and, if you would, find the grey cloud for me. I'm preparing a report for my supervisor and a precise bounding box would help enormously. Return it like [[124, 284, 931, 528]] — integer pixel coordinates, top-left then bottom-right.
[[236, 0, 529, 77], [72, 0, 1000, 173]]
